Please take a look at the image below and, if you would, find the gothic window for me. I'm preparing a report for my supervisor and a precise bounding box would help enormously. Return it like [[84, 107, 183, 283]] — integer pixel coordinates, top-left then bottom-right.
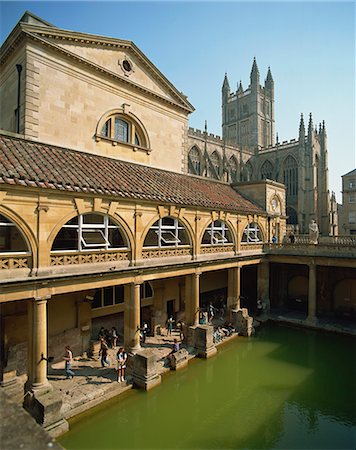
[[202, 220, 233, 245], [99, 112, 147, 148], [188, 146, 202, 175], [283, 155, 298, 199], [209, 151, 221, 179], [286, 207, 298, 225], [143, 217, 190, 248], [52, 214, 128, 252], [241, 161, 253, 181], [0, 214, 28, 253], [229, 156, 238, 183], [241, 222, 263, 243], [260, 160, 273, 180]]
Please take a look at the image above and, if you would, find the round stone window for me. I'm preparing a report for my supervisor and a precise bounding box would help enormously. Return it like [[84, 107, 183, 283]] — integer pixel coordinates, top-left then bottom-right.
[[122, 59, 132, 72]]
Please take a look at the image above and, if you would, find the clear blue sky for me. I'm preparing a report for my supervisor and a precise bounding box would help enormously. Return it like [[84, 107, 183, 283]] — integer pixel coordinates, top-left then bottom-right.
[[1, 1, 355, 202]]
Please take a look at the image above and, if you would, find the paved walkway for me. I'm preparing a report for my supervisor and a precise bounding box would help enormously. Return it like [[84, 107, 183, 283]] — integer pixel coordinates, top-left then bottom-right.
[[48, 330, 192, 419]]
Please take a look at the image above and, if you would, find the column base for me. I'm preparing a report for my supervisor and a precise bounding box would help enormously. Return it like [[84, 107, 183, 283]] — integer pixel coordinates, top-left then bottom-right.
[[306, 316, 318, 326]]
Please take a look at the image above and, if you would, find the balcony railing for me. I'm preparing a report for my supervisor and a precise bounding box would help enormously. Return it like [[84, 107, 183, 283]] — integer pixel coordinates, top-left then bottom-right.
[[142, 246, 192, 259], [0, 253, 32, 270], [50, 249, 130, 266]]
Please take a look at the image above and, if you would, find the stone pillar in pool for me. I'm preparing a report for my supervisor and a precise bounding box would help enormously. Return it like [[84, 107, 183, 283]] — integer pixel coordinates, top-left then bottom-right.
[[185, 272, 200, 327], [257, 261, 270, 314], [227, 265, 241, 316], [125, 282, 141, 353], [307, 263, 317, 324]]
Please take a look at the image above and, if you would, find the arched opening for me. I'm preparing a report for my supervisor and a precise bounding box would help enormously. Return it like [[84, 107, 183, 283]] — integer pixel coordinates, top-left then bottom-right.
[[283, 155, 298, 199], [241, 222, 263, 243], [229, 156, 238, 183], [0, 214, 29, 253], [287, 275, 308, 312], [241, 161, 253, 182], [334, 279, 356, 319], [188, 146, 202, 175], [52, 214, 129, 252], [202, 220, 233, 246], [143, 217, 190, 248], [209, 151, 221, 179], [260, 160, 273, 180]]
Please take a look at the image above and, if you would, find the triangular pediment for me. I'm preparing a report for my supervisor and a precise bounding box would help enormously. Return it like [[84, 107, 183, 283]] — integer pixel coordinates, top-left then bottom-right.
[[18, 21, 194, 112]]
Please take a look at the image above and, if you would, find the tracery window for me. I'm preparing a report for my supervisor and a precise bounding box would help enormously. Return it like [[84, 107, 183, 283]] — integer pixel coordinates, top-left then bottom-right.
[[229, 156, 238, 183], [143, 217, 190, 248], [99, 113, 147, 148], [0, 214, 28, 253], [241, 161, 253, 182], [52, 214, 128, 252], [283, 156, 298, 198], [202, 220, 233, 245], [260, 160, 273, 180], [242, 222, 263, 243], [210, 151, 221, 179], [188, 146, 202, 175]]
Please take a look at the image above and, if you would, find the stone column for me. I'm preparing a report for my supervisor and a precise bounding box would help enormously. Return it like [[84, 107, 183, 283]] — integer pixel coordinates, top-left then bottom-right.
[[257, 261, 270, 313], [27, 296, 51, 391], [227, 266, 241, 312], [125, 283, 141, 353], [307, 263, 317, 324], [185, 272, 200, 326]]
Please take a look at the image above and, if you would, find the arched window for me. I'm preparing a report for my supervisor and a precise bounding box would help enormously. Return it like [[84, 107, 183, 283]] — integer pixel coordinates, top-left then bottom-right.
[[286, 207, 298, 225], [242, 222, 263, 243], [209, 151, 221, 179], [229, 156, 238, 183], [283, 156, 298, 199], [52, 214, 129, 252], [0, 214, 28, 253], [202, 220, 233, 245], [260, 160, 273, 180], [99, 112, 147, 148], [143, 217, 190, 248], [241, 161, 253, 182], [188, 146, 202, 175]]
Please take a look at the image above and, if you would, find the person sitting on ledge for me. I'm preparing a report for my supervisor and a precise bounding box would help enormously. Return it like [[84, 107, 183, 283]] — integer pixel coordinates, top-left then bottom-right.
[[168, 339, 180, 367]]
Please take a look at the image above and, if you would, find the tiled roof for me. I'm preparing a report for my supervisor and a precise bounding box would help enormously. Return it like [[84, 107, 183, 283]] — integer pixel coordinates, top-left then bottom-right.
[[0, 133, 263, 214]]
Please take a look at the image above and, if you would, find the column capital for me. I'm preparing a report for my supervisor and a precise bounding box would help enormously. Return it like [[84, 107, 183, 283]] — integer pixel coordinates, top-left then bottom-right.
[[33, 295, 51, 302]]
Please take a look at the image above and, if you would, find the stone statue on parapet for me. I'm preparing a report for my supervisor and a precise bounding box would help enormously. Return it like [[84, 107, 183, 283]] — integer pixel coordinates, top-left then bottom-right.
[[309, 219, 319, 244]]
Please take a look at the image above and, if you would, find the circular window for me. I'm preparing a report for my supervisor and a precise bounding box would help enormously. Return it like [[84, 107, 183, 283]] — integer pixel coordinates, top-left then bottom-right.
[[122, 59, 132, 72]]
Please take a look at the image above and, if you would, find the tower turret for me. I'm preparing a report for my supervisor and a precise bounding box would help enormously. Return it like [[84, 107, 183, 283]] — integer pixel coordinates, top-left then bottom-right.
[[222, 73, 230, 131], [265, 66, 274, 92], [250, 57, 260, 89], [222, 73, 230, 100], [237, 80, 243, 94], [307, 112, 313, 143], [299, 113, 305, 140]]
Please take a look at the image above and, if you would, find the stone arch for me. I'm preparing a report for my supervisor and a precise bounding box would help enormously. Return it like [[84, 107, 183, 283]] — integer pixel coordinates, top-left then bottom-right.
[[209, 151, 221, 179], [287, 275, 308, 310], [260, 160, 274, 180], [333, 278, 356, 318], [241, 161, 253, 181], [229, 156, 238, 183], [239, 218, 266, 243], [95, 107, 150, 149], [141, 215, 194, 250], [200, 219, 235, 246], [48, 210, 134, 253], [0, 205, 36, 257], [188, 146, 202, 175]]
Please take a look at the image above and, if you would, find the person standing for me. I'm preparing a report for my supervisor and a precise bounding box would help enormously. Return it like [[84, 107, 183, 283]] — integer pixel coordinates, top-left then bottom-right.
[[64, 345, 75, 379], [116, 347, 127, 382], [99, 337, 110, 367], [111, 326, 118, 348], [167, 316, 174, 336]]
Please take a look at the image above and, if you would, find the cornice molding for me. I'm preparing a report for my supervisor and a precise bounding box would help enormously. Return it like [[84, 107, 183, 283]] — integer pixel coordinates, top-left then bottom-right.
[[1, 22, 194, 114]]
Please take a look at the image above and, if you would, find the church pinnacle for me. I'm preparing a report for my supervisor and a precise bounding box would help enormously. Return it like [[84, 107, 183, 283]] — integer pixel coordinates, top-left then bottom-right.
[[222, 73, 230, 91], [250, 57, 260, 86]]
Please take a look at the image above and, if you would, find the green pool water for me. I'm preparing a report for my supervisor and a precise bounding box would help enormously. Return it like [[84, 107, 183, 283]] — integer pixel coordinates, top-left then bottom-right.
[[58, 323, 356, 450]]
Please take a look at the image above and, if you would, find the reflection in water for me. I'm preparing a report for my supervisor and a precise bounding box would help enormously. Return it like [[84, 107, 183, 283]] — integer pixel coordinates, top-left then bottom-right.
[[59, 324, 355, 450]]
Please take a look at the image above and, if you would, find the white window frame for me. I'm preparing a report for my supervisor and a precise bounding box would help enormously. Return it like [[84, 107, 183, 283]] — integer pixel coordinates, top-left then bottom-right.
[[242, 223, 262, 243], [146, 218, 187, 248], [205, 221, 232, 246], [52, 214, 127, 252]]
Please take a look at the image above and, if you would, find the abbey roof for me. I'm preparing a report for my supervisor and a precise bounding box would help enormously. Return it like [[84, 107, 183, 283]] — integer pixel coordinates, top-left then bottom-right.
[[0, 132, 263, 214]]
